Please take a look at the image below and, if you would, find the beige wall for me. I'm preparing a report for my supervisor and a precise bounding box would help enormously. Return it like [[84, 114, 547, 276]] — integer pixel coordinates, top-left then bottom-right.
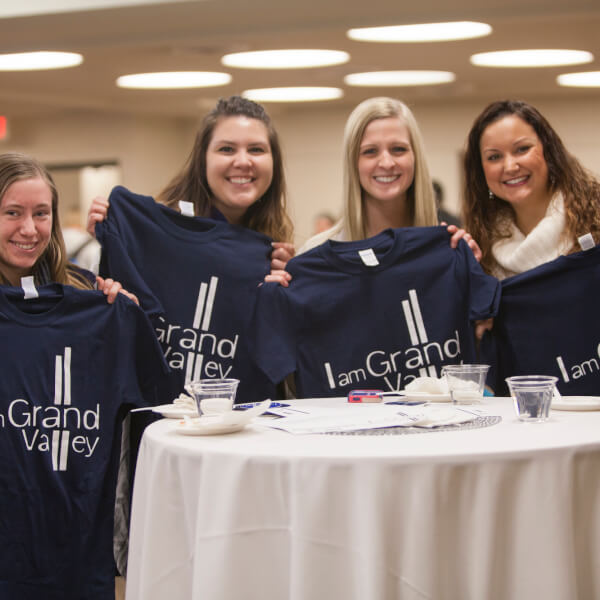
[[0, 112, 196, 197], [2, 97, 599, 247]]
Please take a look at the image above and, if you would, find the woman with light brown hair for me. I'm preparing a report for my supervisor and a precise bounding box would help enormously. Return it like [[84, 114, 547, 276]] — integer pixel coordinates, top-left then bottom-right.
[[0, 152, 135, 302]]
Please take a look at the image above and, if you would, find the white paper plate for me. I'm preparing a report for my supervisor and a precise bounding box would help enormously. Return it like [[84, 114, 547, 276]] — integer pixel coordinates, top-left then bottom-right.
[[551, 396, 600, 411], [174, 416, 246, 436], [395, 391, 452, 403], [154, 405, 198, 419]]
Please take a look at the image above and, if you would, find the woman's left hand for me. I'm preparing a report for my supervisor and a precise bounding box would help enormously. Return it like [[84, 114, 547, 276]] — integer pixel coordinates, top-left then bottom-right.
[[264, 241, 295, 286], [270, 242, 295, 271], [96, 276, 140, 305], [443, 223, 482, 263]]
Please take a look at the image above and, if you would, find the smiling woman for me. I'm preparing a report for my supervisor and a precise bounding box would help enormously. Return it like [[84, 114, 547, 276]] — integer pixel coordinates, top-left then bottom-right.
[[0, 153, 93, 289], [298, 96, 479, 257], [156, 95, 292, 243], [0, 152, 139, 305], [463, 99, 600, 278]]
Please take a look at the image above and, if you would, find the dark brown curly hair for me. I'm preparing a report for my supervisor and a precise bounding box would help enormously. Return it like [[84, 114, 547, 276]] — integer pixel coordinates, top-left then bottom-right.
[[463, 100, 600, 274], [157, 95, 293, 243]]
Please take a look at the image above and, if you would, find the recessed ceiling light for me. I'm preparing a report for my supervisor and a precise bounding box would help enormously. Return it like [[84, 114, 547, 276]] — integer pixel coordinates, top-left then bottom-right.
[[345, 70, 455, 86], [242, 87, 343, 102], [0, 51, 83, 71], [222, 49, 350, 69], [116, 71, 232, 89], [557, 71, 600, 87], [470, 49, 593, 68], [347, 21, 492, 43]]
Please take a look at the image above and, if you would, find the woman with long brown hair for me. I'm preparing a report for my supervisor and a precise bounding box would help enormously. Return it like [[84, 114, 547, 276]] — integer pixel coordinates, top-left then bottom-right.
[[463, 99, 600, 279]]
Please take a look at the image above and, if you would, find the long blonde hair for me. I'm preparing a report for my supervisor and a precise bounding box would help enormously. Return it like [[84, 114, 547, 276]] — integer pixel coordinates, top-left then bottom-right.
[[341, 97, 437, 240], [0, 152, 92, 289]]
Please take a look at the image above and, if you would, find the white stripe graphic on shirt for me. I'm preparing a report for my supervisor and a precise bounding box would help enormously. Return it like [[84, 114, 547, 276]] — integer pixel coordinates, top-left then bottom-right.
[[192, 276, 218, 331], [184, 351, 205, 385], [556, 356, 570, 382], [324, 362, 336, 389], [324, 289, 437, 389], [187, 277, 219, 382], [51, 347, 72, 471]]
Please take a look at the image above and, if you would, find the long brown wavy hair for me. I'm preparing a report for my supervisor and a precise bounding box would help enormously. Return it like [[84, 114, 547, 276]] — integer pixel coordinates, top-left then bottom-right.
[[463, 100, 600, 274], [157, 96, 293, 242], [0, 152, 92, 289]]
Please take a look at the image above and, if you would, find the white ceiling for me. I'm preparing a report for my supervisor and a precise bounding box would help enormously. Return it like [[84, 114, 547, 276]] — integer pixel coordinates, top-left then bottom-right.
[[0, 0, 599, 119]]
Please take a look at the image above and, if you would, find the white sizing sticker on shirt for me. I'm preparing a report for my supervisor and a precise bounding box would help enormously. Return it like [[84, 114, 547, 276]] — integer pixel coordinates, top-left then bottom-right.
[[578, 232, 595, 251], [358, 248, 379, 267], [178, 201, 195, 217], [21, 276, 39, 299]]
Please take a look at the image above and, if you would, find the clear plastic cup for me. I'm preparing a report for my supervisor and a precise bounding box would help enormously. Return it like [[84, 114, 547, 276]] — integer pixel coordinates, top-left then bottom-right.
[[187, 378, 240, 416], [442, 364, 490, 404], [506, 375, 558, 422]]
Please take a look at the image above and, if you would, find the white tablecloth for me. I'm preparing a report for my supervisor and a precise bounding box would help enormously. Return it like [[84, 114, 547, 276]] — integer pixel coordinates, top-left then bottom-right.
[[126, 398, 600, 600]]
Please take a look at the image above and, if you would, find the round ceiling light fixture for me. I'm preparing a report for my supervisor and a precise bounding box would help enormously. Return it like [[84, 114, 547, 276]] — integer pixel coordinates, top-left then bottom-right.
[[116, 71, 232, 89], [347, 21, 492, 43], [557, 71, 600, 87], [345, 70, 455, 86], [0, 51, 83, 71], [470, 49, 593, 68], [222, 49, 350, 69], [242, 87, 343, 102]]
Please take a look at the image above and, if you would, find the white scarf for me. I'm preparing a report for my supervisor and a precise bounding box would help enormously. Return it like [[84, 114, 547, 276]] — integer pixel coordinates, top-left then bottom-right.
[[491, 194, 570, 279]]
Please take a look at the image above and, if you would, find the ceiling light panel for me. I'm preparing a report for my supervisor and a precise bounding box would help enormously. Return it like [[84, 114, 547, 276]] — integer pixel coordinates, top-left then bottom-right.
[[242, 87, 343, 102], [0, 51, 83, 71], [222, 49, 349, 69], [116, 71, 232, 89], [347, 21, 492, 42], [470, 49, 593, 68], [345, 71, 455, 86], [557, 71, 600, 87]]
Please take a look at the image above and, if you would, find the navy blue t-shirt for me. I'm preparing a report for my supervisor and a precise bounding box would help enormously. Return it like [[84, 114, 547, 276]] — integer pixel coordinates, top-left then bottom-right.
[[481, 245, 600, 395], [250, 227, 500, 397], [96, 186, 276, 404], [0, 283, 167, 600]]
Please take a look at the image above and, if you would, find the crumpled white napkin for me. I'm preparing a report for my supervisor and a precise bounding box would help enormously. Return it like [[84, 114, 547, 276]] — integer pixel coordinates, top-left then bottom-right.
[[182, 398, 272, 428], [404, 376, 449, 394], [408, 405, 477, 428], [173, 392, 196, 409]]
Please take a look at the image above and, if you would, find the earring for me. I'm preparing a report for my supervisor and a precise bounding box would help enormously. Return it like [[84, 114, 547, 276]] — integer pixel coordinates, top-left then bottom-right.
[[488, 189, 494, 199]]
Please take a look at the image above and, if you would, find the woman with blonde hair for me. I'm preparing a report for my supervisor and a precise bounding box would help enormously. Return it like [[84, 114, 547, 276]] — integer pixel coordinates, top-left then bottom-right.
[[298, 97, 476, 255]]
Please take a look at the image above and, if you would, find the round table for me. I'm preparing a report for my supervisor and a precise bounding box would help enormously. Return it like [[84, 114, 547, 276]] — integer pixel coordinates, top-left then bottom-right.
[[126, 397, 600, 600]]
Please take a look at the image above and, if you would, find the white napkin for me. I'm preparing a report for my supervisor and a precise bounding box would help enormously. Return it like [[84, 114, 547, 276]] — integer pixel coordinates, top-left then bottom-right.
[[404, 376, 449, 394], [408, 405, 477, 428], [173, 392, 196, 410], [182, 398, 272, 428]]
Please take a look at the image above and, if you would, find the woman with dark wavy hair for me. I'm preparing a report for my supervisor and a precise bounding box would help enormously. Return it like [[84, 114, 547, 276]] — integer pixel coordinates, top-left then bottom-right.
[[463, 99, 600, 279]]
